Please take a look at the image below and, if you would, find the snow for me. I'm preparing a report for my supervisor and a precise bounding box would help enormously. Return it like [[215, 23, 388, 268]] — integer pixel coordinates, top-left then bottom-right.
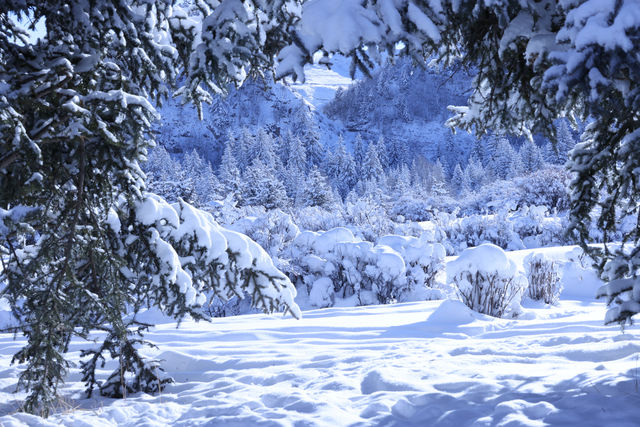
[[289, 63, 354, 108], [447, 243, 518, 278], [1, 295, 638, 426]]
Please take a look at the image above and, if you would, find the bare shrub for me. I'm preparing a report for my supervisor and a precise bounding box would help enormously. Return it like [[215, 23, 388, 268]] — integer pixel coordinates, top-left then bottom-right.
[[524, 253, 562, 304]]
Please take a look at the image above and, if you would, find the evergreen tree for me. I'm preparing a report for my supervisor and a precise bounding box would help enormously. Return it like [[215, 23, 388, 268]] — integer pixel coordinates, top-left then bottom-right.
[[254, 128, 280, 171], [325, 135, 356, 199], [464, 156, 485, 192], [284, 135, 307, 203], [507, 149, 525, 179], [236, 128, 255, 170], [219, 139, 243, 201], [519, 139, 545, 174], [393, 164, 412, 197], [353, 134, 367, 176], [489, 137, 517, 180], [554, 119, 576, 165], [144, 146, 195, 203], [0, 1, 301, 415], [291, 102, 323, 167], [362, 140, 385, 183], [450, 163, 466, 196], [242, 159, 290, 209], [430, 159, 448, 196], [182, 149, 221, 205], [375, 135, 389, 170], [387, 136, 407, 168], [302, 165, 334, 208]]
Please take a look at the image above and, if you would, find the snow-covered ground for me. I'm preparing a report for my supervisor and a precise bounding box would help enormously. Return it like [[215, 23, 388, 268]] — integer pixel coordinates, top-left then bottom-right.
[[1, 249, 639, 426], [289, 59, 355, 108]]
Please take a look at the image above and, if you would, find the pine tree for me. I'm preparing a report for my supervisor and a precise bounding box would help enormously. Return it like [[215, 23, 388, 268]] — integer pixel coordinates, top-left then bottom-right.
[[362, 140, 385, 183], [242, 159, 290, 209], [387, 136, 407, 168], [353, 134, 367, 176], [554, 119, 576, 165], [375, 135, 389, 170], [0, 1, 302, 415], [144, 146, 195, 203], [219, 139, 243, 201], [284, 135, 307, 203], [291, 102, 323, 168], [430, 159, 448, 196], [519, 139, 545, 174], [325, 135, 356, 199], [464, 156, 485, 192], [302, 165, 334, 207], [183, 149, 221, 206], [236, 128, 255, 170], [489, 137, 517, 180], [450, 163, 466, 196]]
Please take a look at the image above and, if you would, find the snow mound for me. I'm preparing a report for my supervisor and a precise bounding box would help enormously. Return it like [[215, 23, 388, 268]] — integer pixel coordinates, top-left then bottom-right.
[[360, 369, 419, 395], [427, 299, 477, 325]]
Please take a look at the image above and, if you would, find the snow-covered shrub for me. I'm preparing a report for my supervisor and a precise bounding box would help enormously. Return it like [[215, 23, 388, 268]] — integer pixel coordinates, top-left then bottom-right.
[[444, 210, 525, 253], [509, 206, 568, 248], [514, 166, 570, 212], [524, 253, 562, 304], [290, 228, 407, 307], [377, 234, 447, 300], [344, 194, 394, 242], [228, 209, 299, 260], [447, 244, 527, 318], [292, 206, 346, 232]]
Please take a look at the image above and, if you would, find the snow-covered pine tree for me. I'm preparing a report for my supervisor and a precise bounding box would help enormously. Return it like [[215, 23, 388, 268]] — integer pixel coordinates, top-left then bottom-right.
[[283, 134, 308, 204], [325, 135, 356, 199], [430, 159, 448, 197], [242, 159, 290, 209], [182, 149, 221, 205], [387, 136, 407, 169], [362, 140, 385, 183], [302, 165, 334, 208], [145, 146, 195, 203], [519, 139, 545, 175], [464, 156, 486, 192], [254, 129, 281, 172], [507, 149, 524, 179], [236, 128, 255, 170], [553, 119, 576, 165], [218, 138, 243, 202], [353, 133, 367, 176], [0, 1, 301, 415], [289, 102, 323, 168], [489, 137, 517, 180], [375, 135, 389, 170], [450, 163, 466, 196]]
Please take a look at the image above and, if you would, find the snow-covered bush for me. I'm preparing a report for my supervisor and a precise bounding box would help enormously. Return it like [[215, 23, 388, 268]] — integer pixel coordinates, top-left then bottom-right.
[[228, 209, 299, 260], [289, 228, 449, 308], [292, 206, 346, 232], [290, 228, 407, 307], [377, 234, 447, 300], [447, 244, 527, 318], [444, 211, 525, 253], [524, 253, 562, 305]]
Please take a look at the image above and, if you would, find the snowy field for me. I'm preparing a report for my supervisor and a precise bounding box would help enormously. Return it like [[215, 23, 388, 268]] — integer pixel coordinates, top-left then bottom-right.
[[1, 249, 639, 426]]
